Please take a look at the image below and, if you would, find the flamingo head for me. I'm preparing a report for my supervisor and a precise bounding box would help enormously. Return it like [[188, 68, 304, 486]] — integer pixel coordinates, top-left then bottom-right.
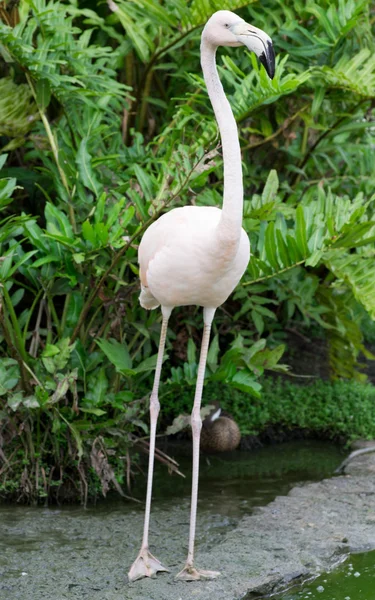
[[202, 10, 275, 79]]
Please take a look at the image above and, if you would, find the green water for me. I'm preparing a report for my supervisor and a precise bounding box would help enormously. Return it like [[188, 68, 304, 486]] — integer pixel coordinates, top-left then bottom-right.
[[277, 552, 375, 600]]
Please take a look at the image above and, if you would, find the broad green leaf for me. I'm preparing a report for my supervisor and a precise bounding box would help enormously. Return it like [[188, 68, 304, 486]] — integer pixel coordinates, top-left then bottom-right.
[[0, 251, 13, 279], [73, 253, 85, 264], [121, 205, 135, 230], [0, 177, 17, 208], [187, 338, 197, 365], [7, 392, 24, 411], [133, 354, 161, 373], [251, 345, 287, 371], [10, 288, 24, 307], [45, 203, 74, 240], [32, 255, 61, 268], [80, 407, 106, 416], [264, 222, 280, 270], [65, 292, 84, 329], [95, 193, 106, 223], [42, 344, 60, 358], [261, 169, 279, 205], [36, 79, 51, 110], [8, 250, 38, 277], [276, 229, 291, 268], [295, 206, 309, 258], [96, 338, 132, 372], [231, 371, 262, 397], [82, 220, 95, 245], [91, 368, 108, 405], [247, 338, 267, 360], [76, 138, 102, 196], [251, 310, 264, 334], [207, 334, 219, 368], [0, 154, 8, 170]]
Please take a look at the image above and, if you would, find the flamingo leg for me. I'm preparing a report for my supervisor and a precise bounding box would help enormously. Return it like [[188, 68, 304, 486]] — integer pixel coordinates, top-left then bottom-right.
[[176, 307, 220, 581], [128, 306, 172, 582]]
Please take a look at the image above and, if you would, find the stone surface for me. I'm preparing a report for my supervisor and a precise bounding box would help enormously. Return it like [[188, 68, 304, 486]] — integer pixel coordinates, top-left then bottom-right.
[[345, 451, 375, 477], [1, 451, 375, 600]]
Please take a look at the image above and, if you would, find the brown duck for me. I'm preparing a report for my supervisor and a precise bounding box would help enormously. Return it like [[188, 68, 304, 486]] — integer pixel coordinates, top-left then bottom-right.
[[200, 402, 241, 453]]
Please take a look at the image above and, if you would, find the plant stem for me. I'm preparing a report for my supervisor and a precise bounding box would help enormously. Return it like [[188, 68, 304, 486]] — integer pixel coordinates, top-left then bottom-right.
[[0, 304, 32, 392], [1, 283, 29, 363], [25, 73, 77, 233], [138, 69, 153, 132], [127, 330, 140, 352], [60, 293, 71, 336], [242, 106, 308, 151], [22, 288, 43, 343], [48, 296, 61, 337], [243, 260, 306, 286], [125, 51, 134, 88], [130, 337, 146, 362], [81, 303, 103, 345]]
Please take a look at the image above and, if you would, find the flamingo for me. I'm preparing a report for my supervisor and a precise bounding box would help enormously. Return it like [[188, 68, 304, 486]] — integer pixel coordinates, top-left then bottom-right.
[[128, 9, 275, 582]]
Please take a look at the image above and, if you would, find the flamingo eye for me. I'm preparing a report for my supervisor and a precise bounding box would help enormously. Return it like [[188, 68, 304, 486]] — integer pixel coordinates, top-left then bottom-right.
[[225, 23, 229, 28]]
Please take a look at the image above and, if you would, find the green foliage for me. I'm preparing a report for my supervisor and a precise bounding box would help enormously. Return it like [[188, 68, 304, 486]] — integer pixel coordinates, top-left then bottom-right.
[[168, 332, 287, 397], [0, 78, 38, 149], [166, 378, 375, 442], [238, 173, 375, 379], [0, 0, 375, 502]]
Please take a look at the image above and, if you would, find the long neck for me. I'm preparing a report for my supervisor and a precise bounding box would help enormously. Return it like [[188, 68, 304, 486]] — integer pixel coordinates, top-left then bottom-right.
[[200, 38, 243, 245]]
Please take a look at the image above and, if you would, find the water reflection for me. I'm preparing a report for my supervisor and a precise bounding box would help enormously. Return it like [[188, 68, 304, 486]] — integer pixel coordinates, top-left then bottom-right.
[[138, 440, 345, 517]]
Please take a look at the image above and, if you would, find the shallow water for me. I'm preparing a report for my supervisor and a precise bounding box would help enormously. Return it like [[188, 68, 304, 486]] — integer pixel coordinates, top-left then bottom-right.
[[136, 439, 345, 517], [276, 552, 375, 600], [0, 441, 346, 598], [0, 441, 344, 547]]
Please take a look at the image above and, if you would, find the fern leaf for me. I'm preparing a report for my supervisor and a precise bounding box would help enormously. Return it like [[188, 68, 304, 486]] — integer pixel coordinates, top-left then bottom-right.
[[327, 253, 375, 319]]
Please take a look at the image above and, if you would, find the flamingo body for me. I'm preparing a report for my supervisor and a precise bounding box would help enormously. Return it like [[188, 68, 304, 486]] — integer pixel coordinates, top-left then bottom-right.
[[139, 205, 250, 309]]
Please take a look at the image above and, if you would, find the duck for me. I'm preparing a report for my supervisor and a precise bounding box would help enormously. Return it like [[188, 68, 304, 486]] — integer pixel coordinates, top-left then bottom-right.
[[200, 402, 241, 453]]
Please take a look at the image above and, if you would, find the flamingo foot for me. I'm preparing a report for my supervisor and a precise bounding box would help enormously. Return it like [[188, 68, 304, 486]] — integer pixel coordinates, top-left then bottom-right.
[[128, 548, 169, 582], [175, 565, 221, 581]]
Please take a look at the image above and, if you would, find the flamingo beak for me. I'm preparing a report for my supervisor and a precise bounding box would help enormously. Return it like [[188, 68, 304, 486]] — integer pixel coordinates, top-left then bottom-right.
[[257, 40, 275, 79], [230, 22, 275, 79]]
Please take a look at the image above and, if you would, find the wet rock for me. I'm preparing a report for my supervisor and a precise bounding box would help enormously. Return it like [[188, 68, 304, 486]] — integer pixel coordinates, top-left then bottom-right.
[[336, 440, 375, 476]]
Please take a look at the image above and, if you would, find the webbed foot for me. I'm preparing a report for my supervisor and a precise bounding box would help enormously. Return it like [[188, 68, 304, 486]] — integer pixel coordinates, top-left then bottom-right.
[[175, 565, 220, 581], [128, 548, 169, 582]]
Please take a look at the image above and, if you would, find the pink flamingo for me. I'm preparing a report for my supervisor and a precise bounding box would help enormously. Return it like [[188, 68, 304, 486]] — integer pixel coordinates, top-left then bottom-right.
[[129, 9, 275, 582]]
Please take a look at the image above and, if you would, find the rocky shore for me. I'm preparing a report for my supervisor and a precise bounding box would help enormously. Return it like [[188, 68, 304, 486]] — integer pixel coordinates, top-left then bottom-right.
[[1, 446, 375, 600]]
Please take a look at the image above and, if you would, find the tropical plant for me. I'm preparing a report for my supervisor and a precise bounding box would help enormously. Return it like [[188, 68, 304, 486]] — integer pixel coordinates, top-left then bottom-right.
[[0, 0, 375, 502]]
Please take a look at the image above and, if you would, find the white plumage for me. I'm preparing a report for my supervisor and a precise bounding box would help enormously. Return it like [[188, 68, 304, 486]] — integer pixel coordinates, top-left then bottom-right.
[[139, 205, 250, 309]]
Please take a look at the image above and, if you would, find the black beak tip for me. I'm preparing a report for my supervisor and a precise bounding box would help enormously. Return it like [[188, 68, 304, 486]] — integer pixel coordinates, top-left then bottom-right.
[[259, 40, 275, 79]]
